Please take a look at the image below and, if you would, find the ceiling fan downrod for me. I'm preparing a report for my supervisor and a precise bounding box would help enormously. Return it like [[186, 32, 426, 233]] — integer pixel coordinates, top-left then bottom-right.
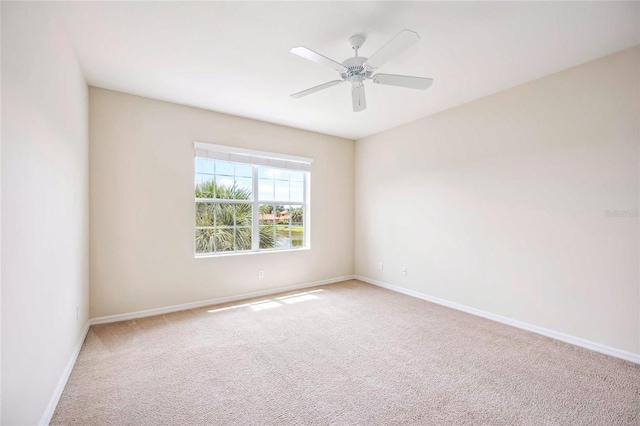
[[349, 35, 365, 57]]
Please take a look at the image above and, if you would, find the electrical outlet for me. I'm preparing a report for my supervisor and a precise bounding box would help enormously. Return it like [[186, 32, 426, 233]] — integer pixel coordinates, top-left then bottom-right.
[[258, 269, 264, 279], [401, 267, 407, 276], [378, 262, 383, 271]]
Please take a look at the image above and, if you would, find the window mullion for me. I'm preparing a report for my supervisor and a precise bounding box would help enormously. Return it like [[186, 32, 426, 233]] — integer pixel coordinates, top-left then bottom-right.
[[288, 208, 292, 249], [304, 172, 309, 248], [214, 197, 218, 253], [252, 165, 259, 251]]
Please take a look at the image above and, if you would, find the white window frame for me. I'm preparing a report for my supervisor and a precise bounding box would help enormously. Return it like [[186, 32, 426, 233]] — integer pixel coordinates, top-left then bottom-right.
[[194, 142, 312, 257]]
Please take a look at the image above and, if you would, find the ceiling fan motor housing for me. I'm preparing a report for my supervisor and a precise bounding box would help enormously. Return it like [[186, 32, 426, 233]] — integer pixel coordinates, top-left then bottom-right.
[[340, 57, 372, 82]]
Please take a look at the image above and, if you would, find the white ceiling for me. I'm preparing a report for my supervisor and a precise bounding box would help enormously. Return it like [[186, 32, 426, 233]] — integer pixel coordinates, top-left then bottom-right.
[[57, 1, 639, 140]]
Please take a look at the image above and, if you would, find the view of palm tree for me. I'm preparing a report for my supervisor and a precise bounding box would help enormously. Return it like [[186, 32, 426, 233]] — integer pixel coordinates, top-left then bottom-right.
[[195, 181, 274, 253]]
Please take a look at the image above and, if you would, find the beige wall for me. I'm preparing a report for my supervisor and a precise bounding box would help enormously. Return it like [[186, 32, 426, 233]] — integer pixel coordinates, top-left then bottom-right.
[[355, 47, 640, 355], [1, 2, 89, 425], [89, 88, 354, 318]]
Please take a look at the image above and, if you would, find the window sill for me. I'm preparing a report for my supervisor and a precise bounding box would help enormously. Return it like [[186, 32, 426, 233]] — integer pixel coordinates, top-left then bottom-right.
[[195, 247, 310, 259]]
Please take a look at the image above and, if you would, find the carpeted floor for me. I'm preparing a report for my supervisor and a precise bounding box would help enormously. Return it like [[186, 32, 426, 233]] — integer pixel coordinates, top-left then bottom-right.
[[52, 280, 639, 425]]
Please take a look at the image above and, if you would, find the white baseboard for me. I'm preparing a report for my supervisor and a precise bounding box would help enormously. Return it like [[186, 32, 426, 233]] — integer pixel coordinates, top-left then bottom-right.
[[39, 321, 90, 426], [354, 275, 640, 364], [90, 275, 356, 325]]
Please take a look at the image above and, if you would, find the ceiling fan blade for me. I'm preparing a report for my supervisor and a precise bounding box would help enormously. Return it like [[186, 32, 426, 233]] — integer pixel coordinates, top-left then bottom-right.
[[352, 85, 366, 112], [364, 30, 420, 69], [290, 47, 345, 72], [290, 80, 343, 98], [372, 74, 433, 90]]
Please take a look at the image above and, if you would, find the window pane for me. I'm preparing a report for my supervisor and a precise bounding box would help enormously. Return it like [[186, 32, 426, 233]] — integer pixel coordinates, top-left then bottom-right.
[[259, 204, 274, 225], [275, 225, 290, 249], [215, 175, 235, 199], [234, 177, 253, 200], [235, 164, 252, 178], [290, 180, 303, 203], [235, 203, 252, 227], [278, 205, 291, 225], [216, 227, 234, 252], [195, 202, 215, 227], [205, 159, 216, 175], [258, 178, 274, 201], [215, 161, 234, 177], [289, 171, 304, 182], [195, 172, 205, 185], [235, 227, 252, 251], [259, 204, 275, 249], [291, 206, 304, 248], [258, 167, 275, 179], [273, 169, 289, 180], [274, 204, 291, 249], [274, 205, 288, 225], [259, 225, 275, 249], [291, 228, 304, 247], [274, 180, 289, 202], [290, 206, 304, 225], [195, 228, 215, 254], [215, 204, 235, 227], [195, 174, 215, 198], [195, 158, 216, 175]]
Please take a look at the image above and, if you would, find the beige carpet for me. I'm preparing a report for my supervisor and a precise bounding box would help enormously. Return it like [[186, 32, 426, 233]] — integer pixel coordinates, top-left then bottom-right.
[[52, 280, 639, 425]]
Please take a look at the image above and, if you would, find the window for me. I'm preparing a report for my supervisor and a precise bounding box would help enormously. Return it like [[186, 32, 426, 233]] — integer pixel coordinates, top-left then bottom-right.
[[194, 142, 311, 256]]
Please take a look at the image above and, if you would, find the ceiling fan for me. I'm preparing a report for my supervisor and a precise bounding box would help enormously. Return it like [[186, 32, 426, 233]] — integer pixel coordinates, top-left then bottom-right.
[[289, 30, 433, 112]]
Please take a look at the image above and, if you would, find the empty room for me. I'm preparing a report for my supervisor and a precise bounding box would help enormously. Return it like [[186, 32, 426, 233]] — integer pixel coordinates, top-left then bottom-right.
[[1, 1, 639, 425]]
